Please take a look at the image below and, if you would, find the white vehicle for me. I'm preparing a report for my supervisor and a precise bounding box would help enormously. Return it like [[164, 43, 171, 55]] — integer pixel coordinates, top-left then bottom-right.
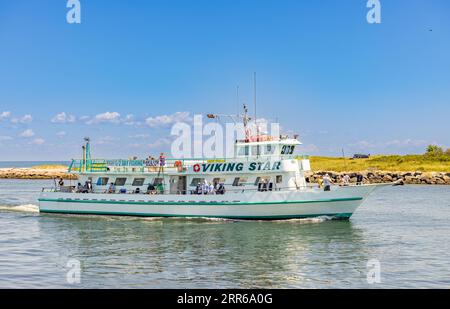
[[39, 107, 390, 220]]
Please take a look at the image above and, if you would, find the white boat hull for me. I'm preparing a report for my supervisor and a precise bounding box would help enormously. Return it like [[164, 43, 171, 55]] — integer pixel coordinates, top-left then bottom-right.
[[38, 184, 387, 220]]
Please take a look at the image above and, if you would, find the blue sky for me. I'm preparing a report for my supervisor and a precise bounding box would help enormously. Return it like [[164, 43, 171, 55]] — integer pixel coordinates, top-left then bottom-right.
[[0, 0, 449, 160]]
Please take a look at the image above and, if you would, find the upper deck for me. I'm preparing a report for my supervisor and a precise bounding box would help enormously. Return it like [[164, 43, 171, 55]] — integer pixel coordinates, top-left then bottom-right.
[[69, 155, 311, 175]]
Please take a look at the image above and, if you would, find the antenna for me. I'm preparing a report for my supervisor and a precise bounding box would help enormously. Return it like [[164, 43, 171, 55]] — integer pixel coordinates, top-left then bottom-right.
[[236, 85, 240, 116], [253, 72, 257, 140]]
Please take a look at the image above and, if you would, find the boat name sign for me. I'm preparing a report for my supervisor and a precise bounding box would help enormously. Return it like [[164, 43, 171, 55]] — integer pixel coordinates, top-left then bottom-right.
[[193, 161, 282, 173]]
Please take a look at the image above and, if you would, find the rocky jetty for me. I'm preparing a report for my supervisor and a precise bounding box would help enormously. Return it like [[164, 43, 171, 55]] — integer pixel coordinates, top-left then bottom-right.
[[0, 168, 78, 180], [0, 167, 448, 185], [306, 171, 450, 185]]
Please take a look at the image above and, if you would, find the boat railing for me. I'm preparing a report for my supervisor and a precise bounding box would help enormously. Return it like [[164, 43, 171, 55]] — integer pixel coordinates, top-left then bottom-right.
[[41, 183, 334, 195], [68, 155, 310, 174]]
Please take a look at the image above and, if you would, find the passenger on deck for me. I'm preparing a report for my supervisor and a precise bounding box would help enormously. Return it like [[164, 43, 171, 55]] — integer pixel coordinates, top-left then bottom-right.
[[341, 174, 350, 186], [208, 183, 215, 195], [58, 178, 64, 187], [146, 184, 156, 194], [158, 153, 166, 174], [323, 174, 332, 192], [107, 182, 116, 194], [268, 180, 274, 191], [202, 180, 210, 195], [76, 182, 85, 193], [356, 174, 364, 185], [86, 180, 93, 193], [317, 178, 323, 189], [150, 157, 157, 166], [216, 183, 225, 195]]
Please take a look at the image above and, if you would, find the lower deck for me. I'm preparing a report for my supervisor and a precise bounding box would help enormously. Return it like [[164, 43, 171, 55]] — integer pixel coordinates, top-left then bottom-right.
[[38, 184, 384, 220]]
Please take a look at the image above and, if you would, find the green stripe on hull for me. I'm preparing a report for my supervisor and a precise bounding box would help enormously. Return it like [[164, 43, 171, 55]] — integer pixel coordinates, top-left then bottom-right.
[[39, 209, 353, 220], [38, 197, 363, 206]]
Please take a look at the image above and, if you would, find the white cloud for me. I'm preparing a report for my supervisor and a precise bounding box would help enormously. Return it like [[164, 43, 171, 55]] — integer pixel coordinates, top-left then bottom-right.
[[51, 112, 76, 123], [31, 138, 45, 145], [0, 135, 13, 141], [145, 112, 191, 128], [0, 111, 11, 120], [56, 131, 67, 138], [349, 139, 432, 150], [384, 139, 429, 148], [20, 129, 35, 138], [87, 112, 121, 125], [10, 114, 33, 124], [123, 114, 135, 125], [148, 138, 172, 149], [97, 136, 120, 145], [348, 140, 377, 149], [129, 134, 150, 139], [20, 114, 33, 123], [300, 144, 320, 153]]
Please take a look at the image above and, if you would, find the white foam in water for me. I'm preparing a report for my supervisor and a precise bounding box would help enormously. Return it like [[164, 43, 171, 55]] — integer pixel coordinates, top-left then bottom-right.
[[0, 204, 40, 213], [275, 216, 334, 224]]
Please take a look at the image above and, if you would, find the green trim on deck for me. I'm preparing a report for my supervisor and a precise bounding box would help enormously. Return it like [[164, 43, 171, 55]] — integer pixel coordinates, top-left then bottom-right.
[[39, 209, 353, 220], [38, 197, 363, 206]]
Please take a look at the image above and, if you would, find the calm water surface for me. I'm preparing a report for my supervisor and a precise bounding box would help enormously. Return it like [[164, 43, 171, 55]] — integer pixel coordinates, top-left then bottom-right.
[[0, 179, 449, 288]]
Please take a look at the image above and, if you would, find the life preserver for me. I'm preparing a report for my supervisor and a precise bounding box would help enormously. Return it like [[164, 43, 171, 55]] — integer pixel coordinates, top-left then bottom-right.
[[193, 164, 200, 172], [174, 160, 183, 172]]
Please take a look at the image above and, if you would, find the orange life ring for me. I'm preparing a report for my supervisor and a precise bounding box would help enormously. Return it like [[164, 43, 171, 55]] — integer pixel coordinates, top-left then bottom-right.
[[174, 160, 183, 172]]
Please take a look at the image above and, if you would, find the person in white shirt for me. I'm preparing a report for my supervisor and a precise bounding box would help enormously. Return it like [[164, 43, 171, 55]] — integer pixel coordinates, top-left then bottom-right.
[[323, 174, 332, 191], [202, 180, 209, 195], [342, 174, 350, 186]]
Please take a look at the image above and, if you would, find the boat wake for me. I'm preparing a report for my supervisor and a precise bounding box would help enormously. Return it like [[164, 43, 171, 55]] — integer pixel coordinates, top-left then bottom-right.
[[274, 216, 335, 224], [0, 204, 40, 213]]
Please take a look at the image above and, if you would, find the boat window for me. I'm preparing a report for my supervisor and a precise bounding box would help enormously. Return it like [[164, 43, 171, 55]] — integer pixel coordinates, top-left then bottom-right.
[[153, 178, 164, 185], [265, 144, 276, 155], [255, 176, 270, 185], [276, 175, 283, 184], [96, 177, 109, 186], [232, 177, 248, 186], [132, 178, 145, 186], [115, 178, 127, 186], [237, 146, 249, 156], [190, 178, 205, 186], [251, 146, 261, 156], [213, 178, 226, 185]]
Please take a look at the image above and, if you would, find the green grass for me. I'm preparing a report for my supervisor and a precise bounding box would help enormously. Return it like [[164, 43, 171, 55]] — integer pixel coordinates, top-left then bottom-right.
[[308, 154, 450, 173], [31, 164, 68, 170]]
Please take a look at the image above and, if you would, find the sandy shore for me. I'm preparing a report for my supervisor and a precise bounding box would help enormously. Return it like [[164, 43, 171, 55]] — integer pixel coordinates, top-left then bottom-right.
[[0, 168, 77, 180]]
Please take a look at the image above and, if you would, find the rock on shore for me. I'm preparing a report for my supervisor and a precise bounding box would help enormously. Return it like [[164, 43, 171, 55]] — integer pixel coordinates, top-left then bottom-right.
[[306, 171, 450, 185], [0, 168, 78, 180]]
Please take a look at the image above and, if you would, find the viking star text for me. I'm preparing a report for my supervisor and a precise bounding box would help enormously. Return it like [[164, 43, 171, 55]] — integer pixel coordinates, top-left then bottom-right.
[[197, 161, 281, 173]]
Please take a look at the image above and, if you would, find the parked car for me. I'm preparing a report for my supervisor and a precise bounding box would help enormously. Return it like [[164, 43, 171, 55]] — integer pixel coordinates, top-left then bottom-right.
[[353, 154, 370, 159]]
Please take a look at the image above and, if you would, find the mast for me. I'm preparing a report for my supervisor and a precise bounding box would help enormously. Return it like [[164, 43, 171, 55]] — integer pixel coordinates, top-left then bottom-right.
[[82, 137, 91, 172], [243, 104, 251, 141], [254, 72, 260, 158], [253, 72, 257, 141]]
